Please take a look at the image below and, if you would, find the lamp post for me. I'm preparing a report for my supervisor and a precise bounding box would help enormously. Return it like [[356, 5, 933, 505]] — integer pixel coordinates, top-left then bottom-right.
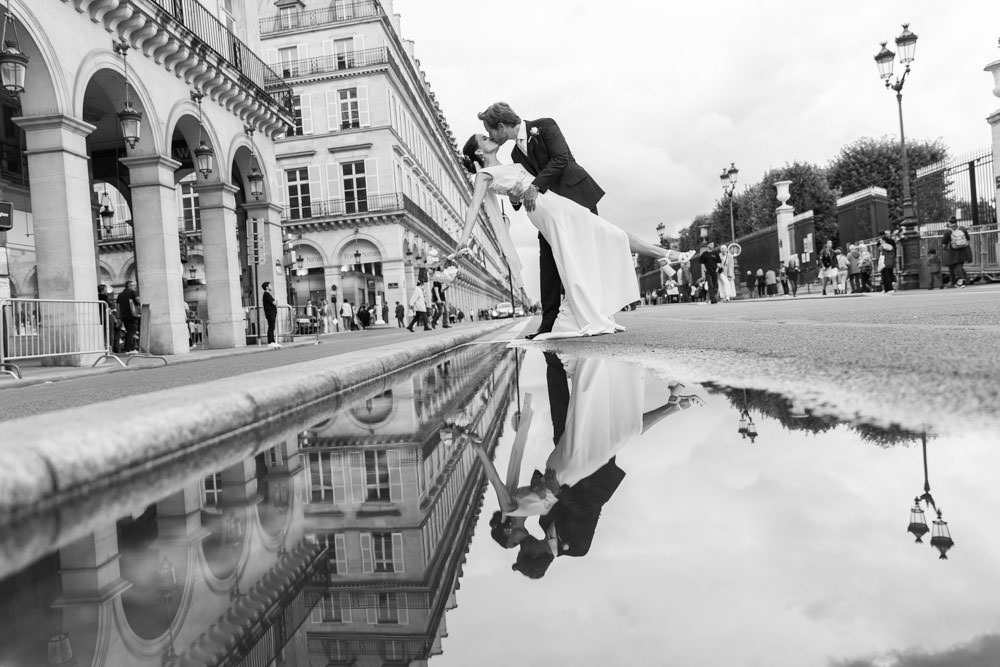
[[0, 1, 29, 97], [736, 388, 757, 443], [155, 557, 179, 664], [906, 432, 954, 559], [698, 220, 709, 242], [874, 23, 921, 289], [190, 91, 214, 178], [113, 41, 142, 149], [719, 162, 738, 243]]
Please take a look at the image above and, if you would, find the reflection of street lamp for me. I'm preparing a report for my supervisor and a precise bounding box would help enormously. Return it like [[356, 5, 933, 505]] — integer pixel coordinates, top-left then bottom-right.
[[46, 632, 76, 666], [906, 432, 954, 559], [737, 388, 757, 443], [155, 557, 179, 664], [874, 24, 920, 289]]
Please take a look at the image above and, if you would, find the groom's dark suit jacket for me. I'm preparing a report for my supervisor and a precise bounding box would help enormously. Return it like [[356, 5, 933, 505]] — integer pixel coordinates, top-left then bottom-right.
[[539, 352, 625, 558], [510, 118, 604, 212]]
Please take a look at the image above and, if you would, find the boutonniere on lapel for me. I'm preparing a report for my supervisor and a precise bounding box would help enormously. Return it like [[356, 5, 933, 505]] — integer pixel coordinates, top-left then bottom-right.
[[528, 126, 539, 142]]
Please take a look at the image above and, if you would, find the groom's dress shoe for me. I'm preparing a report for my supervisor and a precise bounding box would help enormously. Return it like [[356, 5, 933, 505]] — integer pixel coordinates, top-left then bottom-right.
[[524, 332, 540, 340]]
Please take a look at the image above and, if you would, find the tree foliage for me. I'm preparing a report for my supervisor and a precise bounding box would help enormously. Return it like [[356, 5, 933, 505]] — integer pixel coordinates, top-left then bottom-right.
[[827, 136, 949, 226]]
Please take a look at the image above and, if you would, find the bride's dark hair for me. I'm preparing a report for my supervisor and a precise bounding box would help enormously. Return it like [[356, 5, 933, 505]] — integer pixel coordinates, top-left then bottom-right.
[[461, 134, 484, 175]]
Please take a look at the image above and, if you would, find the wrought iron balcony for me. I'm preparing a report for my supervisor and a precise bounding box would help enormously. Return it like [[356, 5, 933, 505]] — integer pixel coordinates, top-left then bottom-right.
[[259, 0, 382, 36], [283, 192, 405, 221], [267, 47, 390, 83]]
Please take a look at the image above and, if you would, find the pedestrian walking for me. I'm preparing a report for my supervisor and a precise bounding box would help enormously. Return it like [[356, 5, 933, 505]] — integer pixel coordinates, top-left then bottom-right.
[[745, 270, 755, 299], [941, 217, 971, 288], [319, 298, 330, 333], [819, 240, 836, 295], [878, 229, 898, 293], [858, 244, 873, 292], [395, 301, 405, 327], [357, 303, 371, 329], [407, 280, 431, 331], [785, 257, 800, 297], [926, 248, 943, 289], [116, 279, 140, 353], [339, 300, 355, 332], [835, 248, 849, 294], [755, 269, 765, 298], [778, 264, 789, 296], [698, 242, 721, 304], [847, 245, 862, 293], [764, 268, 778, 297], [262, 281, 280, 348]]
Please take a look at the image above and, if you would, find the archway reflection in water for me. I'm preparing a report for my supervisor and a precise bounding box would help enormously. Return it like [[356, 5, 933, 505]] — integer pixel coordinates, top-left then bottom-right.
[[0, 345, 997, 667]]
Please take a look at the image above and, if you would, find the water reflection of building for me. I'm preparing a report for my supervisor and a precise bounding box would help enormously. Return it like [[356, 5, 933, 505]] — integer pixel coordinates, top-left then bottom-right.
[[291, 346, 520, 666], [0, 442, 315, 667]]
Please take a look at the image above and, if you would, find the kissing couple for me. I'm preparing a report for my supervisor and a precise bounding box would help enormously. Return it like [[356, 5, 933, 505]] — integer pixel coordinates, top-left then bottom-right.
[[456, 102, 692, 340]]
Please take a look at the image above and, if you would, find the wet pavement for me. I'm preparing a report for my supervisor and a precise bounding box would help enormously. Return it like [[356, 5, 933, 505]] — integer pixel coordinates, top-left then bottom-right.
[[2, 341, 996, 667]]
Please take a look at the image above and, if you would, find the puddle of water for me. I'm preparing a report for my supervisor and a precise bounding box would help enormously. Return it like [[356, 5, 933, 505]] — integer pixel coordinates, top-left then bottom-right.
[[0, 345, 996, 667]]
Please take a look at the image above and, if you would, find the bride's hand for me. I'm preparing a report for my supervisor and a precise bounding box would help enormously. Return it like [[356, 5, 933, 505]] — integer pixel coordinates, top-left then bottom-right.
[[522, 184, 539, 212]]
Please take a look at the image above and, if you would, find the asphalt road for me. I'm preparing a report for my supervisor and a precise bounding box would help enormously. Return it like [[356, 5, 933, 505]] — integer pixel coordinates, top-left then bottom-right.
[[3, 287, 997, 435], [533, 284, 1000, 437]]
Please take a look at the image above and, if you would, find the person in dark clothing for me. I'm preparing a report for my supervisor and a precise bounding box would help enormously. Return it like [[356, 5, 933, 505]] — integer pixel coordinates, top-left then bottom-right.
[[698, 243, 721, 304], [878, 229, 898, 293], [926, 248, 943, 289], [430, 278, 450, 329], [356, 303, 371, 329], [262, 281, 279, 347], [97, 283, 120, 352], [394, 301, 405, 327], [116, 280, 140, 353], [941, 217, 972, 288], [785, 258, 800, 297]]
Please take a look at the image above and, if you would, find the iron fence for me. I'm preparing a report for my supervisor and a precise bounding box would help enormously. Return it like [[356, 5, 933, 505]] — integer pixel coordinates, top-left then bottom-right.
[[259, 0, 381, 35], [915, 147, 996, 227], [283, 192, 404, 221]]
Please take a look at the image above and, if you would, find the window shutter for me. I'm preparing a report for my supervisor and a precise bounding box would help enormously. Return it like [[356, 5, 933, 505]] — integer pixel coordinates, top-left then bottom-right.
[[322, 39, 333, 57], [388, 449, 403, 501], [331, 453, 347, 505], [325, 90, 339, 133], [334, 534, 347, 574], [280, 169, 290, 208], [299, 92, 313, 135], [364, 158, 379, 196], [308, 164, 323, 207], [365, 594, 377, 625], [357, 84, 370, 127], [326, 162, 340, 201], [348, 451, 365, 502], [391, 533, 404, 574], [397, 594, 409, 625], [360, 533, 374, 573], [340, 592, 352, 623]]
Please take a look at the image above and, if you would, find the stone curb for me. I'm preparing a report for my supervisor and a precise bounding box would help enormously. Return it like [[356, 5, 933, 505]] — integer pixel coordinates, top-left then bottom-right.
[[0, 321, 516, 524]]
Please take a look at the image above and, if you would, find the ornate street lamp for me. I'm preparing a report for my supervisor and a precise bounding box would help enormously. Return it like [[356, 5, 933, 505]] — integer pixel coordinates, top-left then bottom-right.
[[99, 188, 115, 236], [698, 220, 709, 241], [656, 222, 666, 246], [0, 1, 28, 97], [295, 253, 305, 276], [113, 41, 142, 149], [191, 91, 214, 178], [906, 432, 954, 559], [46, 632, 74, 666], [244, 124, 264, 200], [873, 23, 920, 288], [720, 162, 738, 243]]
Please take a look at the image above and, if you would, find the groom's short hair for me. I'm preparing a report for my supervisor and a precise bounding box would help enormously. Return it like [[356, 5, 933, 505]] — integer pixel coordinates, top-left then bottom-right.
[[478, 102, 521, 129]]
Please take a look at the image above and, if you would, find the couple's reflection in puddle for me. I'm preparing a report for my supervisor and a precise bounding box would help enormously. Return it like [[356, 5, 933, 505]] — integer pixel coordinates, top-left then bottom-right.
[[463, 352, 705, 579]]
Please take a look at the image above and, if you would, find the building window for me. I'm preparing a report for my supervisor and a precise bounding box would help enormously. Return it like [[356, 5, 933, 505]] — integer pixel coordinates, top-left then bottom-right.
[[203, 472, 222, 507], [278, 46, 298, 77], [180, 175, 201, 231], [334, 37, 354, 69], [311, 592, 347, 623], [342, 161, 367, 213], [286, 167, 312, 220], [363, 450, 389, 501], [371, 532, 394, 572], [308, 452, 347, 503], [373, 593, 407, 625], [290, 95, 304, 136], [360, 532, 404, 574], [338, 88, 360, 130], [278, 6, 299, 30]]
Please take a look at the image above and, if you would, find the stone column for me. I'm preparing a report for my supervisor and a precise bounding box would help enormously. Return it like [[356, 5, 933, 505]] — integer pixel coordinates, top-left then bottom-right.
[[120, 154, 190, 354], [984, 59, 1000, 234], [774, 180, 794, 265], [382, 258, 407, 323], [196, 183, 245, 349], [242, 201, 285, 340]]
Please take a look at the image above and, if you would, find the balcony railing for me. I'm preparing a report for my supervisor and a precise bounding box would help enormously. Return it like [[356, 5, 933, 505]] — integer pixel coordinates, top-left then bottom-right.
[[96, 221, 134, 241], [140, 0, 292, 104], [259, 0, 382, 36], [283, 192, 405, 221], [266, 47, 389, 84]]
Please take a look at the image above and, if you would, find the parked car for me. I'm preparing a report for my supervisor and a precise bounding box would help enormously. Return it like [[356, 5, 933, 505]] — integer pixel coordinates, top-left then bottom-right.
[[513, 306, 525, 317], [492, 302, 514, 319]]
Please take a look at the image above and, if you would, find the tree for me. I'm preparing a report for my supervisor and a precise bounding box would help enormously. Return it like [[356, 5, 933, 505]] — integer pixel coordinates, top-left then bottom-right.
[[735, 162, 839, 245], [827, 136, 949, 227]]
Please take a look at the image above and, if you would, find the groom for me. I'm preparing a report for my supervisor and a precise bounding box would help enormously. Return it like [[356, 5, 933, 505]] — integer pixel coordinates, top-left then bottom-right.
[[477, 102, 605, 339]]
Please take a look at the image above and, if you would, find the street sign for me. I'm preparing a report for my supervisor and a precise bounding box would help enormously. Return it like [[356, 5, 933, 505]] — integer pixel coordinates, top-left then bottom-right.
[[0, 201, 12, 232], [727, 242, 742, 257]]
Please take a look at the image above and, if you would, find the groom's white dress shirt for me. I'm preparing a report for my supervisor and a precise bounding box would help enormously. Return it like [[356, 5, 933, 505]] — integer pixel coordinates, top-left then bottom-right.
[[516, 121, 528, 155]]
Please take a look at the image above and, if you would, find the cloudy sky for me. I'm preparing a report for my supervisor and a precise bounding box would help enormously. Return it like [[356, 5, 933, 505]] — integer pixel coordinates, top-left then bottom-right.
[[392, 0, 1000, 300]]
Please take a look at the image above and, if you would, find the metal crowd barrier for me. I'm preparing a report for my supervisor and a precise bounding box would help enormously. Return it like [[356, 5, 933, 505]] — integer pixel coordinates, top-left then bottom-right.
[[0, 298, 126, 379], [245, 305, 295, 344]]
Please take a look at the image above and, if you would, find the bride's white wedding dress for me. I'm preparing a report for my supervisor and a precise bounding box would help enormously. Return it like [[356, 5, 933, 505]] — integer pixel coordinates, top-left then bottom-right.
[[481, 163, 639, 340]]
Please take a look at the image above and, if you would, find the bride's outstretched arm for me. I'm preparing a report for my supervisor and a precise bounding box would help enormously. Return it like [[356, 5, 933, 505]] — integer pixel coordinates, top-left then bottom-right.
[[625, 231, 670, 260], [470, 443, 517, 513], [456, 172, 492, 250]]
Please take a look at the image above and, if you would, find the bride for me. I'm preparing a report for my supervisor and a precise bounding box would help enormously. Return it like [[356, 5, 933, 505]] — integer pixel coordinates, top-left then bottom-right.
[[456, 133, 691, 340]]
